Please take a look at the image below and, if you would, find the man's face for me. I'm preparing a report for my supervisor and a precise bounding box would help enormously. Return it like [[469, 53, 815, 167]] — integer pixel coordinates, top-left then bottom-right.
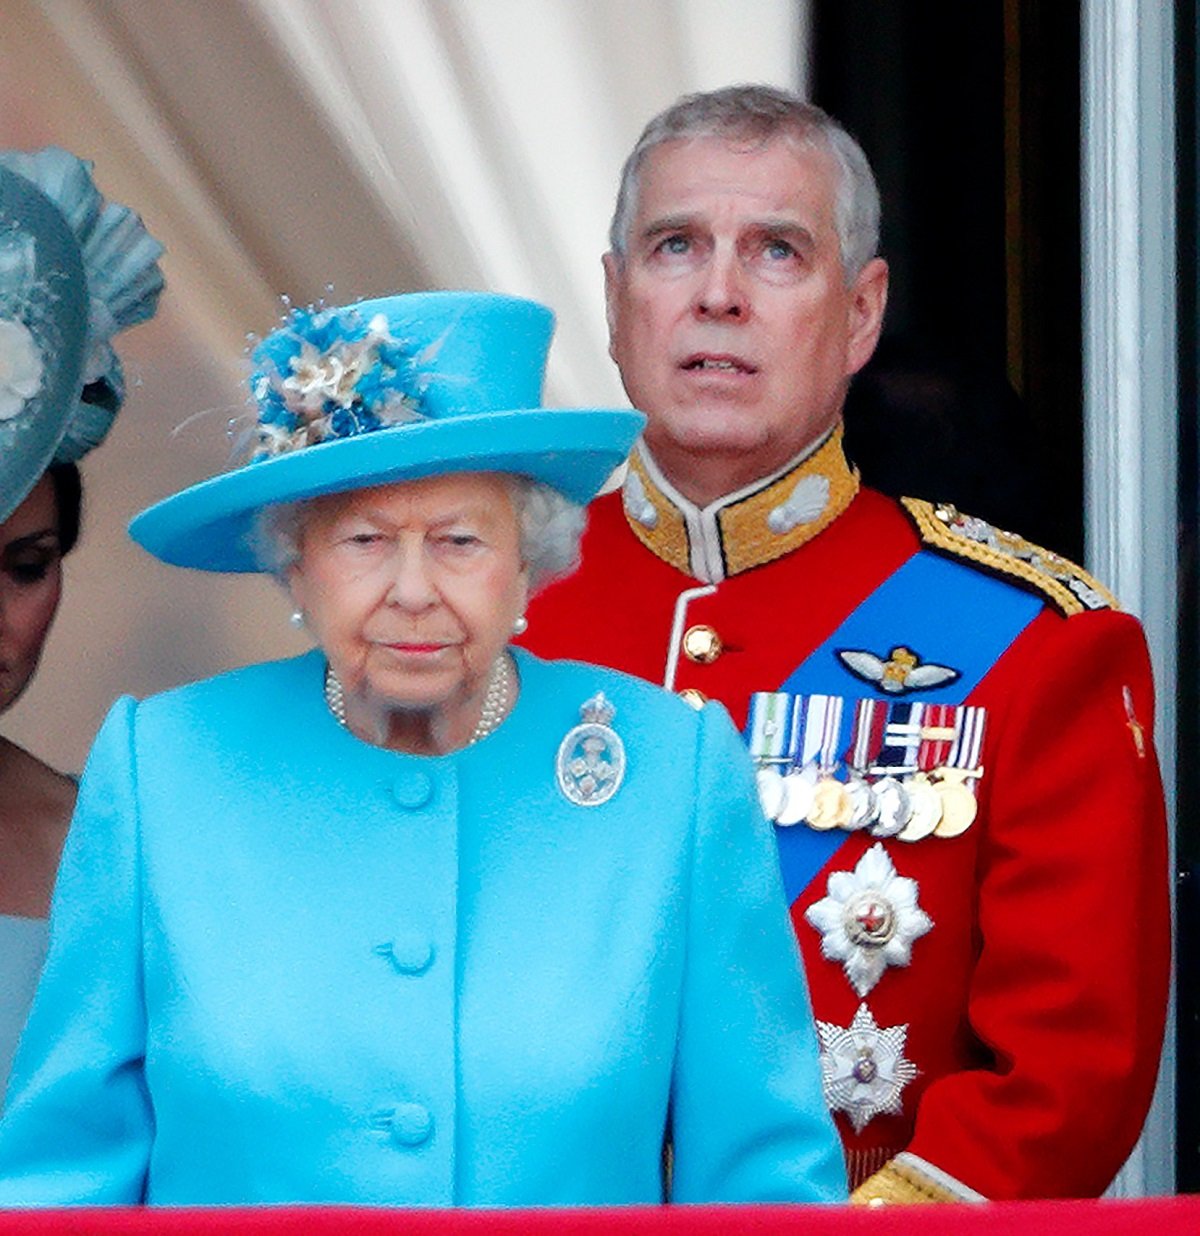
[[603, 134, 887, 498]]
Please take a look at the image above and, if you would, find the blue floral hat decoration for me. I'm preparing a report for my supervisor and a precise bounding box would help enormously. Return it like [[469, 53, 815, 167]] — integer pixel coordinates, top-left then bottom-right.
[[129, 291, 645, 572], [0, 148, 165, 523]]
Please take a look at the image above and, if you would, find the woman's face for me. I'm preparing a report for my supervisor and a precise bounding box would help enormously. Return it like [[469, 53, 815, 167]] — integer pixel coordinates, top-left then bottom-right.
[[0, 476, 64, 716], [288, 472, 529, 722]]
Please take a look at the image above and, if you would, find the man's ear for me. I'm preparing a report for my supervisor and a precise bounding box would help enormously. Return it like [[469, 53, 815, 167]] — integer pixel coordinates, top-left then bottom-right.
[[602, 251, 622, 363], [845, 257, 889, 378]]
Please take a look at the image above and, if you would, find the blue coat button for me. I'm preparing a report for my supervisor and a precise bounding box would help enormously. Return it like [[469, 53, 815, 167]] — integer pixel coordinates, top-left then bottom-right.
[[384, 931, 434, 976], [391, 771, 433, 810], [390, 1102, 434, 1147]]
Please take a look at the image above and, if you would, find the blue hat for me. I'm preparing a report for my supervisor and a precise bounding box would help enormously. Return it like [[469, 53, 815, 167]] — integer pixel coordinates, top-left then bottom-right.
[[130, 291, 644, 573], [0, 149, 165, 524]]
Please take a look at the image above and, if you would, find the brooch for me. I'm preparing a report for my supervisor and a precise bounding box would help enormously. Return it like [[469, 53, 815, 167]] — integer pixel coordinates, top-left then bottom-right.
[[556, 692, 626, 807], [805, 843, 933, 996], [816, 1003, 918, 1132]]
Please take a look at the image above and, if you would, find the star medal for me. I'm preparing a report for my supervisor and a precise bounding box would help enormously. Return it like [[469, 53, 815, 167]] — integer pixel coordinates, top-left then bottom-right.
[[556, 692, 626, 807], [816, 1004, 919, 1132], [804, 842, 933, 996], [933, 705, 987, 838]]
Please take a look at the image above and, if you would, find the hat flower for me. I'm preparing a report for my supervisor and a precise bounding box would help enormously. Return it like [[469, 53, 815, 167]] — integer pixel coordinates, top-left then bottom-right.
[[0, 317, 44, 420], [248, 304, 425, 461], [129, 290, 646, 573]]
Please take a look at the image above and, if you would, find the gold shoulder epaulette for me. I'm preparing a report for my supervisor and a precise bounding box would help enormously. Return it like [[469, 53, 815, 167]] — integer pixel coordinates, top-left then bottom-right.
[[900, 497, 1120, 618]]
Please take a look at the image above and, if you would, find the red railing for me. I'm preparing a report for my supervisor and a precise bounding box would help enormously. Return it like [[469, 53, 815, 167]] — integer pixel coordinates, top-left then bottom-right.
[[1, 1197, 1199, 1235]]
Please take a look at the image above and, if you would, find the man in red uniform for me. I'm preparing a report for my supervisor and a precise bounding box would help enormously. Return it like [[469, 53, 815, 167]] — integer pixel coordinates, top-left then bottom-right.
[[524, 85, 1169, 1203]]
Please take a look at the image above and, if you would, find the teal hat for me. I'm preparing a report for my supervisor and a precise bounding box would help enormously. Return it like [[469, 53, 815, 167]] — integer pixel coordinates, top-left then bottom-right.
[[130, 291, 644, 573], [0, 165, 89, 523], [0, 149, 165, 524]]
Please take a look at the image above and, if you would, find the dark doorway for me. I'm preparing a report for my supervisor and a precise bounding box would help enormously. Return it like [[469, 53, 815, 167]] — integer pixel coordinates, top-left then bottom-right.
[[812, 1, 1083, 560], [1173, 0, 1200, 1195]]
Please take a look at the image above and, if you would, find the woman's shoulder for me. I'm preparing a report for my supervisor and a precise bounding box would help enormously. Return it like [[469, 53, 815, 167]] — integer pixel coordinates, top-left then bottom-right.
[[516, 649, 689, 709], [513, 649, 738, 743], [129, 651, 324, 730]]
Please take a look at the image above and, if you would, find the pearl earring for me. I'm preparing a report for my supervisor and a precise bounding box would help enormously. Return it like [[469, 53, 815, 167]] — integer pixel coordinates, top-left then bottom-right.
[[289, 610, 305, 629], [512, 614, 528, 635]]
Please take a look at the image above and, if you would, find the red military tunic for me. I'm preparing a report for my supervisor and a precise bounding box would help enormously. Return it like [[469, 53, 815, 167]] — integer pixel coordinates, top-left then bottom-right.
[[524, 429, 1169, 1203]]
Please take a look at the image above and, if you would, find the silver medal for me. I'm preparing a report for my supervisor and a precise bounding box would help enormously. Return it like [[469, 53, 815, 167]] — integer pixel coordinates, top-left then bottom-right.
[[843, 775, 879, 831], [869, 775, 911, 838], [556, 692, 626, 807], [776, 764, 818, 827], [756, 767, 787, 822]]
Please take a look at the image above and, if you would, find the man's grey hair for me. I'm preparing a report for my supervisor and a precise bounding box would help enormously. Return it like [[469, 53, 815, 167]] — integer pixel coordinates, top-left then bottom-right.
[[609, 83, 881, 282], [254, 475, 586, 596]]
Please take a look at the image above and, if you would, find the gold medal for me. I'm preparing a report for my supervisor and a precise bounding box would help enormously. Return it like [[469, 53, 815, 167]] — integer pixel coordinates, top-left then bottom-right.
[[896, 772, 942, 842], [807, 777, 853, 831], [933, 768, 979, 837]]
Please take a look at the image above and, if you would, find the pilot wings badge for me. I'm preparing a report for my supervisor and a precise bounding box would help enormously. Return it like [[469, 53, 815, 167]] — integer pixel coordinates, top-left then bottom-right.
[[556, 692, 626, 807], [836, 646, 960, 695]]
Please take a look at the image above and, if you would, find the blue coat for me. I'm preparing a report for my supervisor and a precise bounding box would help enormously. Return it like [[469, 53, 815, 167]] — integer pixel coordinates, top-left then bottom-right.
[[0, 649, 845, 1206]]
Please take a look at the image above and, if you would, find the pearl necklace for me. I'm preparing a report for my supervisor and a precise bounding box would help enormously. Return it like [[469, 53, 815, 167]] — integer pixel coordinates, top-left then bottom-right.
[[323, 653, 513, 746]]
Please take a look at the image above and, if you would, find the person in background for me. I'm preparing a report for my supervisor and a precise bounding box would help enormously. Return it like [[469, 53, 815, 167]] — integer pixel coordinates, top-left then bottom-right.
[[0, 150, 163, 1090], [0, 290, 845, 1206], [524, 84, 1170, 1204]]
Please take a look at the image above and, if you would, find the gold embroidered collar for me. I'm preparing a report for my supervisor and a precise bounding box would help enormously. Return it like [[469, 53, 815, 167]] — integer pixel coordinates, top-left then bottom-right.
[[620, 425, 860, 582]]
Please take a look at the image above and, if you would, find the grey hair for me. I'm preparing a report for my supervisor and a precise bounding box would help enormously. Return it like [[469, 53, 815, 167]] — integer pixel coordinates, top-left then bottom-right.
[[508, 475, 587, 592], [253, 475, 586, 596], [609, 83, 881, 283]]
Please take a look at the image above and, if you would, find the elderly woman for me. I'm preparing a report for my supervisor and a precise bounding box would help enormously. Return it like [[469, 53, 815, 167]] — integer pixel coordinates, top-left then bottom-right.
[[0, 150, 163, 1090], [0, 292, 845, 1207]]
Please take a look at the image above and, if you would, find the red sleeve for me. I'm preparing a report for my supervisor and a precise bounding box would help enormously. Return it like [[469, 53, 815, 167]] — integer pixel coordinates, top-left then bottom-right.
[[907, 607, 1170, 1198]]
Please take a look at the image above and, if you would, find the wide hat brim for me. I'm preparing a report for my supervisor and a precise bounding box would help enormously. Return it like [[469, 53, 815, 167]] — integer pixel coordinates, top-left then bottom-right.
[[129, 407, 644, 572], [0, 166, 89, 524]]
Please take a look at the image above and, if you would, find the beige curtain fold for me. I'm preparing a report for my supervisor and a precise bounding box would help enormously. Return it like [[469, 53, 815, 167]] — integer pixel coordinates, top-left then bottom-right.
[[1, 0, 803, 769]]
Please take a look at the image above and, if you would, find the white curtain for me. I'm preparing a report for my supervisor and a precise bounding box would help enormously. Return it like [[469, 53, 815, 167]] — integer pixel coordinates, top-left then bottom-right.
[[1, 0, 806, 770]]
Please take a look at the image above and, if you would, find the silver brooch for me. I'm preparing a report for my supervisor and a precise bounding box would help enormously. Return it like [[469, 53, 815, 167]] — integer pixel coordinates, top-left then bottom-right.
[[556, 692, 626, 807], [804, 843, 933, 996], [816, 1003, 918, 1132]]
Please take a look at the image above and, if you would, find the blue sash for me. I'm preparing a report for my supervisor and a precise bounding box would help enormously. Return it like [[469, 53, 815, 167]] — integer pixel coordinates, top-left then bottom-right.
[[761, 550, 1043, 902]]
